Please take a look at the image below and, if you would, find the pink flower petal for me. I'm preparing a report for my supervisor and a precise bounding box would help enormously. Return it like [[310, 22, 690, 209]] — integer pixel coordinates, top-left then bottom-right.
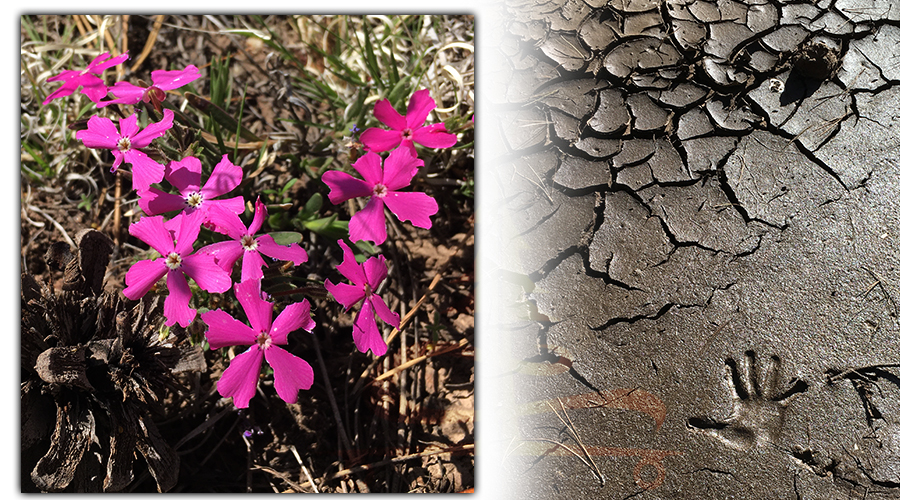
[[412, 123, 458, 149], [172, 209, 204, 255], [88, 51, 129, 73], [270, 300, 315, 345], [163, 212, 192, 234], [334, 239, 367, 287], [118, 113, 140, 138], [163, 270, 196, 327], [240, 249, 266, 283], [217, 346, 264, 408], [46, 68, 81, 83], [182, 253, 233, 293], [372, 98, 407, 130], [43, 81, 80, 105], [201, 309, 259, 349], [362, 255, 388, 289], [383, 191, 438, 229], [351, 152, 385, 185], [123, 259, 168, 300], [76, 115, 120, 149], [110, 151, 125, 173], [205, 197, 246, 217], [78, 76, 112, 103], [201, 155, 243, 198], [352, 300, 388, 356], [369, 293, 400, 329], [381, 147, 422, 191], [405, 89, 436, 129], [195, 240, 244, 274], [124, 149, 165, 192], [399, 139, 418, 158], [348, 198, 388, 245], [321, 170, 372, 205], [324, 280, 365, 311], [235, 279, 273, 334], [138, 187, 189, 216], [265, 346, 314, 404], [131, 109, 174, 148], [151, 64, 201, 91], [248, 198, 267, 236], [206, 205, 248, 240], [166, 156, 203, 193], [45, 69, 80, 84], [96, 81, 146, 107], [358, 127, 401, 152], [129, 215, 174, 255], [256, 235, 308, 266]]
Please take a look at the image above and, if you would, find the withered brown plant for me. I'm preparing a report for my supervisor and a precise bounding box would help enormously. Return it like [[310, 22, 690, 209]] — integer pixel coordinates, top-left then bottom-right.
[[21, 229, 205, 492]]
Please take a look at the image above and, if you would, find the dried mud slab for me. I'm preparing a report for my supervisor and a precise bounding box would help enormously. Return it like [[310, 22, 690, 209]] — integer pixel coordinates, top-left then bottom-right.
[[483, 0, 900, 498]]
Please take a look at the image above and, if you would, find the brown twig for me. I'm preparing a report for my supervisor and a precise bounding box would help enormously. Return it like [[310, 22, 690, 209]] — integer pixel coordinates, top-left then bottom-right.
[[74, 15, 90, 43], [386, 273, 442, 345], [311, 331, 354, 462], [102, 18, 118, 55], [289, 445, 319, 493], [548, 397, 604, 485], [307, 443, 474, 487], [119, 15, 129, 80], [374, 338, 469, 383], [251, 464, 307, 492], [113, 174, 122, 245], [130, 15, 166, 74], [349, 273, 443, 398]]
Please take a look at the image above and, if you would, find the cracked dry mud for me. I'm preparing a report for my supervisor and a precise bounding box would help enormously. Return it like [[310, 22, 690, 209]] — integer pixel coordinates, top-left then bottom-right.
[[481, 0, 900, 498]]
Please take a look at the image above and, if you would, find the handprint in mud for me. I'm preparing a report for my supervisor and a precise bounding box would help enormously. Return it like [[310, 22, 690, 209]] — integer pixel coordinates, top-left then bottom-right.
[[688, 350, 809, 451]]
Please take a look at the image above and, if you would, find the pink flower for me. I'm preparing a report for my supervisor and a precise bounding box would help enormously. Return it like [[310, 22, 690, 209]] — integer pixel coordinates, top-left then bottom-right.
[[358, 89, 458, 155], [75, 109, 174, 192], [138, 154, 244, 227], [324, 239, 400, 356], [97, 65, 201, 109], [321, 147, 438, 245], [123, 210, 232, 327], [201, 278, 315, 408], [198, 197, 309, 283], [42, 51, 129, 105]]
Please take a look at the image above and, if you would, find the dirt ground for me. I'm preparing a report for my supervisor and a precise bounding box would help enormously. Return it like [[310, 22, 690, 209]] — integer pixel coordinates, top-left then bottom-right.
[[21, 15, 473, 493], [481, 0, 900, 498]]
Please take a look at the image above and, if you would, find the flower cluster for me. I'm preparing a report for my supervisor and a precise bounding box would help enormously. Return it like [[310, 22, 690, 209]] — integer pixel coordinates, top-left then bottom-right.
[[321, 89, 457, 354], [46, 52, 313, 408], [324, 240, 399, 356], [43, 51, 458, 407], [323, 89, 456, 246]]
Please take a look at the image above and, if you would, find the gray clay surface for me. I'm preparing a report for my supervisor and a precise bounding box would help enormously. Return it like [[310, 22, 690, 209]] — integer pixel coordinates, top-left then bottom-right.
[[480, 0, 900, 498]]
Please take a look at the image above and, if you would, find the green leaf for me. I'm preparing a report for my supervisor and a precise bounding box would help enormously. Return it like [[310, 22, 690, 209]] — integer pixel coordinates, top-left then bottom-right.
[[299, 192, 324, 220], [386, 75, 413, 111], [345, 87, 370, 126], [301, 214, 349, 240], [279, 177, 299, 197], [268, 231, 305, 246], [361, 21, 383, 89], [186, 92, 262, 143], [352, 240, 379, 256], [158, 324, 171, 343]]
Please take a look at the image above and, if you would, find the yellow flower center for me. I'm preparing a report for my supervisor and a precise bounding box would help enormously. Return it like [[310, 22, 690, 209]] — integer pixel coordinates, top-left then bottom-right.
[[165, 252, 182, 270], [185, 191, 204, 208], [241, 235, 259, 251], [256, 331, 272, 350]]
